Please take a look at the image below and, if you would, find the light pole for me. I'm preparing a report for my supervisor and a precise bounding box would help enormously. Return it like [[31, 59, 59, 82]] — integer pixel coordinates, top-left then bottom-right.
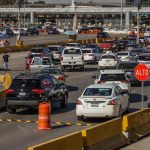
[[137, 7, 140, 44], [72, 0, 77, 31], [120, 0, 123, 30]]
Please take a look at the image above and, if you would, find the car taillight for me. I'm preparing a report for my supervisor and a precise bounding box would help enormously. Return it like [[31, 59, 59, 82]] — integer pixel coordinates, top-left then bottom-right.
[[32, 89, 44, 95], [108, 99, 116, 105], [6, 88, 14, 94], [121, 80, 129, 83], [76, 100, 82, 105], [61, 56, 63, 61], [97, 80, 106, 84], [58, 76, 65, 81]]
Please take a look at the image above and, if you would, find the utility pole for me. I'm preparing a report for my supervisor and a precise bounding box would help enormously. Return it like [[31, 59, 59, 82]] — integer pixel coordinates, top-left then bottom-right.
[[120, 0, 123, 30], [72, 0, 77, 31]]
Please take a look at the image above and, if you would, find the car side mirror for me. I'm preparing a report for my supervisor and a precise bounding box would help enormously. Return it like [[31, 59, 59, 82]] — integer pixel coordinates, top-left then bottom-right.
[[92, 75, 97, 79], [120, 90, 129, 95]]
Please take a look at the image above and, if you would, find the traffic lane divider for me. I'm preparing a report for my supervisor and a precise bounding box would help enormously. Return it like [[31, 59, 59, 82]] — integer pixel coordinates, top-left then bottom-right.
[[28, 131, 83, 150], [82, 118, 127, 150], [0, 118, 93, 126], [122, 108, 150, 142]]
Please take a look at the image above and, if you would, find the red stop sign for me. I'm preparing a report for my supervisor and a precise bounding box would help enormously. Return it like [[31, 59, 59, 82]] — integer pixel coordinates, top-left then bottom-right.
[[134, 64, 149, 81]]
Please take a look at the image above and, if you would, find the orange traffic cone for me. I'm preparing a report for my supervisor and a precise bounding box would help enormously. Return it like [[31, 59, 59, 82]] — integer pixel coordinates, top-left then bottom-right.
[[38, 102, 51, 130]]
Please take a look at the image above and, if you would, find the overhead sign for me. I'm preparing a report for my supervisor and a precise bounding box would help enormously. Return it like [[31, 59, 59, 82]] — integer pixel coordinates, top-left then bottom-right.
[[134, 63, 149, 81]]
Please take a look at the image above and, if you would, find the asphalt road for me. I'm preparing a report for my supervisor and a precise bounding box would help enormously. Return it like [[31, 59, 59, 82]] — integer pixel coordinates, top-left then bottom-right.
[[0, 51, 149, 150], [2, 33, 97, 46]]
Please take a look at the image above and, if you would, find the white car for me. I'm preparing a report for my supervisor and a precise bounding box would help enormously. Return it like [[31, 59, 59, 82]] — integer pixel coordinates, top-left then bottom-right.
[[98, 53, 118, 69], [137, 53, 150, 68], [94, 69, 131, 93], [65, 43, 81, 48], [76, 83, 130, 120], [29, 57, 54, 72], [82, 48, 101, 63], [47, 45, 64, 61], [61, 47, 84, 71], [117, 51, 131, 61]]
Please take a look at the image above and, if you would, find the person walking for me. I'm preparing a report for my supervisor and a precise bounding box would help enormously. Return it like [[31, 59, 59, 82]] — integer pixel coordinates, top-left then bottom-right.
[[3, 52, 10, 72]]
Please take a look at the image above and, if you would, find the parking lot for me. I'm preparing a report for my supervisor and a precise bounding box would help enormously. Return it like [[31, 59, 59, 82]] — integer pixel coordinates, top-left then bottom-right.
[[0, 46, 150, 150]]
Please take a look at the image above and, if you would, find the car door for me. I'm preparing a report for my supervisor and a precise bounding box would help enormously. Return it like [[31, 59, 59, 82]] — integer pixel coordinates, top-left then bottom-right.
[[51, 76, 64, 102]]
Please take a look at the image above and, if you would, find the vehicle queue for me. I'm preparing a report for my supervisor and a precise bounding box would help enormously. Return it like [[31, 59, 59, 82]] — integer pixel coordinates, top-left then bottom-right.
[[4, 32, 150, 123]]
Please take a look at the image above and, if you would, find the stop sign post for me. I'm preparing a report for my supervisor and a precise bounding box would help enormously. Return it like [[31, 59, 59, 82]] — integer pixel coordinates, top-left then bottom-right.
[[134, 64, 149, 109]]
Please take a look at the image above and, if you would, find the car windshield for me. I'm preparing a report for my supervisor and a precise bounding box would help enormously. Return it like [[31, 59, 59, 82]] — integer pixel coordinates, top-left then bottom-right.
[[117, 53, 128, 56], [47, 47, 59, 52], [138, 55, 150, 61], [82, 50, 92, 53], [31, 49, 43, 53], [84, 45, 96, 48], [101, 55, 115, 59], [11, 79, 41, 89], [66, 44, 80, 47], [32, 58, 42, 65], [101, 74, 126, 81], [118, 63, 137, 69], [43, 69, 61, 75], [43, 58, 52, 65], [83, 88, 112, 96], [64, 49, 81, 54]]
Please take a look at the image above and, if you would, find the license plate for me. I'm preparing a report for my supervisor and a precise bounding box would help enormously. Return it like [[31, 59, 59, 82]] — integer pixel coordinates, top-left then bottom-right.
[[91, 103, 99, 107], [19, 92, 26, 96]]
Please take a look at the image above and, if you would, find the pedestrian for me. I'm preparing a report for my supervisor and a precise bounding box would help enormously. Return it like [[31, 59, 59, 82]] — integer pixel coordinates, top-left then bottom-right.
[[3, 52, 10, 72]]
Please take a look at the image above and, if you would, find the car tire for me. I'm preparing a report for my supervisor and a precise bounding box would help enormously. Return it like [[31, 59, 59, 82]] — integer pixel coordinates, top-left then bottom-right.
[[7, 107, 16, 114], [77, 116, 83, 121], [61, 94, 68, 108], [80, 65, 84, 71], [118, 106, 122, 117]]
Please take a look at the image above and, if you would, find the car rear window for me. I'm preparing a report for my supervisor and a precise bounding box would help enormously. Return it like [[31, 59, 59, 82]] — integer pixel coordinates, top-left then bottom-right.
[[84, 45, 95, 48], [138, 56, 150, 61], [117, 53, 128, 56], [101, 74, 126, 81], [43, 69, 61, 75], [31, 49, 43, 53], [47, 47, 59, 52], [64, 49, 81, 54], [118, 63, 137, 69], [83, 88, 112, 96], [82, 50, 92, 53], [101, 55, 115, 59], [11, 79, 41, 89]]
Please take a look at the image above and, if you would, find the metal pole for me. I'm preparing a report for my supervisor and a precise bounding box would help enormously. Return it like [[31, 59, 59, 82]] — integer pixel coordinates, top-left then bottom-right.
[[137, 8, 140, 44], [23, 2, 25, 28], [120, 0, 123, 30], [72, 0, 77, 31], [141, 81, 144, 109], [17, 5, 21, 41]]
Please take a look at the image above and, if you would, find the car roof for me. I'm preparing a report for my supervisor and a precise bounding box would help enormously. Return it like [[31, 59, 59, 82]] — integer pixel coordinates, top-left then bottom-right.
[[118, 61, 138, 64], [87, 83, 116, 89], [100, 69, 125, 74], [47, 45, 62, 47], [101, 53, 115, 56], [117, 51, 131, 54], [139, 53, 150, 56]]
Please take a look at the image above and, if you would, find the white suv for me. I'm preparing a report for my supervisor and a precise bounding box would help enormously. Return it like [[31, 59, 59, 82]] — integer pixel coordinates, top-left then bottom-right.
[[98, 53, 118, 69], [93, 69, 131, 93]]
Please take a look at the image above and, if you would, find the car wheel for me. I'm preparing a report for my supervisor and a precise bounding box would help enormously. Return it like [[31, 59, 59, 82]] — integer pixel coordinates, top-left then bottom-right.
[[61, 94, 68, 108], [77, 116, 83, 121], [7, 107, 16, 114]]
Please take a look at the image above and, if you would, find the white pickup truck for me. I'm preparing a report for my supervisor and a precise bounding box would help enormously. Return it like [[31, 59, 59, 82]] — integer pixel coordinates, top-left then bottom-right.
[[61, 48, 84, 71]]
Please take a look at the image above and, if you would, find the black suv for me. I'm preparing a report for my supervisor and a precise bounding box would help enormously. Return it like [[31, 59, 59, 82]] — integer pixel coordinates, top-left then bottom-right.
[[6, 72, 68, 113], [27, 27, 39, 35]]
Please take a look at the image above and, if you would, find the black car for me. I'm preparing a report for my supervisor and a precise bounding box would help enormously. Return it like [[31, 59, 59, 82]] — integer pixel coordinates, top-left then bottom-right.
[[6, 72, 68, 113], [48, 28, 60, 35], [97, 32, 110, 38], [116, 61, 140, 86], [27, 27, 39, 35]]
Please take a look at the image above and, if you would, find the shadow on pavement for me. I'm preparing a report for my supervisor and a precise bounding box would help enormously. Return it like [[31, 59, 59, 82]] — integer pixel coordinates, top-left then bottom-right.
[[144, 81, 150, 87], [52, 102, 75, 115], [67, 85, 79, 92], [130, 93, 148, 103]]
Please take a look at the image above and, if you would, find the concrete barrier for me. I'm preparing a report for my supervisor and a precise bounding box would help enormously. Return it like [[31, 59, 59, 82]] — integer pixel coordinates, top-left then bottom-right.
[[82, 118, 127, 150], [0, 73, 12, 90], [28, 131, 83, 150], [122, 108, 150, 142]]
